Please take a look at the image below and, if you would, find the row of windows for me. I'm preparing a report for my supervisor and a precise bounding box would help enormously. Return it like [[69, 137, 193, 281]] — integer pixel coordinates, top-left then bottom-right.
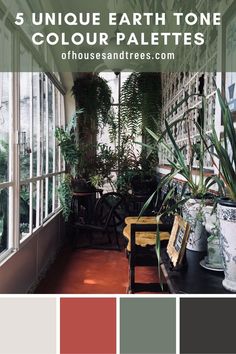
[[0, 70, 65, 260], [0, 2, 66, 260]]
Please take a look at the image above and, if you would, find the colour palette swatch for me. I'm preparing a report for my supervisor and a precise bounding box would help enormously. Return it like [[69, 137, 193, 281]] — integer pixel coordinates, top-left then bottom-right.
[[120, 298, 176, 354], [180, 298, 236, 354], [0, 297, 235, 354], [0, 298, 56, 354], [60, 298, 116, 354]]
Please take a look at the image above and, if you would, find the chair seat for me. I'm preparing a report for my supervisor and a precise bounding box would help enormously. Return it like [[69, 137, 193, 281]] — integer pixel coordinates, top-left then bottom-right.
[[123, 216, 170, 252], [124, 216, 158, 225], [124, 225, 170, 252]]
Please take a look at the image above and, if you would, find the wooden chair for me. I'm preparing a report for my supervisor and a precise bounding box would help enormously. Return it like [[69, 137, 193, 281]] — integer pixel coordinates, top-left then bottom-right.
[[72, 192, 127, 249], [123, 217, 172, 293]]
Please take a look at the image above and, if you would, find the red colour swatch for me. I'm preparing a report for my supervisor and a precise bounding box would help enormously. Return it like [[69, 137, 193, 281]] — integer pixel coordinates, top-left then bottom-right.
[[60, 298, 116, 354]]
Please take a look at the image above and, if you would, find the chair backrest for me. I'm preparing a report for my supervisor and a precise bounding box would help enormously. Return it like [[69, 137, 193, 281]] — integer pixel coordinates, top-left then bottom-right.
[[94, 192, 127, 228]]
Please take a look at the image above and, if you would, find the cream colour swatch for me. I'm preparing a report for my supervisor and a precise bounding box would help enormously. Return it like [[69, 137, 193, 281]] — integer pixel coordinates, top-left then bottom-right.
[[0, 298, 56, 354]]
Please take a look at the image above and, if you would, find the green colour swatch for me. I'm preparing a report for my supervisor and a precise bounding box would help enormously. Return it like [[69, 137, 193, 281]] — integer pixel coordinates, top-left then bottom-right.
[[120, 298, 176, 354]]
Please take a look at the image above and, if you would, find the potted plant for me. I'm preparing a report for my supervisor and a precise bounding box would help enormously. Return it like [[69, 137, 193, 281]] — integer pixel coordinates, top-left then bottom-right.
[[145, 94, 224, 251], [72, 73, 113, 147], [55, 111, 80, 220], [202, 205, 224, 270], [207, 88, 236, 291], [119, 72, 162, 141], [55, 112, 117, 220], [116, 137, 158, 196]]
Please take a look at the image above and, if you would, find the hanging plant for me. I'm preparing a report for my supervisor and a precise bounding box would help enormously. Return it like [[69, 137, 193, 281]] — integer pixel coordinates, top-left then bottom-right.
[[120, 72, 162, 142], [72, 74, 113, 128]]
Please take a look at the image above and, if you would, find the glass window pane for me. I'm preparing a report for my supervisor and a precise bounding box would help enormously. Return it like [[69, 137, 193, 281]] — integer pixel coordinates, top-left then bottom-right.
[[20, 184, 30, 239], [0, 188, 9, 254], [48, 80, 54, 174], [55, 88, 59, 173], [42, 179, 46, 219], [20, 47, 31, 180], [48, 176, 53, 215], [55, 175, 60, 210], [32, 182, 37, 230], [43, 75, 47, 175], [32, 70, 39, 176], [0, 73, 10, 183]]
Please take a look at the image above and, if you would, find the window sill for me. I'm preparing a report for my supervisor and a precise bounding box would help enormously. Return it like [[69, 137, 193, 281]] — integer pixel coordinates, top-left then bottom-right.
[[19, 209, 63, 249]]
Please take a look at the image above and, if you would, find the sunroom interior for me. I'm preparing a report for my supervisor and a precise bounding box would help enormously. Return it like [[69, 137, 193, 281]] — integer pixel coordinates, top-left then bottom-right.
[[0, 0, 236, 295]]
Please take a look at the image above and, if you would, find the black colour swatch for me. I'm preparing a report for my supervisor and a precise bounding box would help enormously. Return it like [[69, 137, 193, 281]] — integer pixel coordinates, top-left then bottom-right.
[[180, 298, 236, 354]]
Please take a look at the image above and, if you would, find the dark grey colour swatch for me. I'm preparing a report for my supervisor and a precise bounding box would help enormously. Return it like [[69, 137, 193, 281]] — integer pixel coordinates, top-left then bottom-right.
[[120, 298, 176, 354], [180, 298, 236, 354]]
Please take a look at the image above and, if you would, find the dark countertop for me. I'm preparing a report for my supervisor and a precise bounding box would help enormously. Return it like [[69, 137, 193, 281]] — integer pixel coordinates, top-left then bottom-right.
[[160, 249, 232, 294]]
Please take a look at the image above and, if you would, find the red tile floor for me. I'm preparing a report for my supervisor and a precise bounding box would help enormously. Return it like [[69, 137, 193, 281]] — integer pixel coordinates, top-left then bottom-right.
[[35, 246, 162, 294]]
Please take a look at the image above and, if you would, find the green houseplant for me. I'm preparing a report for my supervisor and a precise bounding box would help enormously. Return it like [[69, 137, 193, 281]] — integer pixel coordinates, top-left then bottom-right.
[[55, 111, 80, 221], [72, 74, 113, 148], [206, 88, 236, 291], [120, 72, 162, 141], [145, 94, 224, 251], [113, 72, 161, 195], [55, 112, 117, 220]]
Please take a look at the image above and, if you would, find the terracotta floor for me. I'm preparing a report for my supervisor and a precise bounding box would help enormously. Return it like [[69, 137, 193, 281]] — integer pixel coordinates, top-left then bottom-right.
[[35, 246, 162, 294]]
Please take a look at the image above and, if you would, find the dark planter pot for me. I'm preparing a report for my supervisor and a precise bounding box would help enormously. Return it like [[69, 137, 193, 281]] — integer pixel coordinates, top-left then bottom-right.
[[72, 177, 95, 193], [131, 174, 157, 195]]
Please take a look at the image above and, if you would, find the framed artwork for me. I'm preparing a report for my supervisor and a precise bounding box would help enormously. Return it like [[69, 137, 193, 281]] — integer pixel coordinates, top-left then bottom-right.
[[167, 215, 190, 267]]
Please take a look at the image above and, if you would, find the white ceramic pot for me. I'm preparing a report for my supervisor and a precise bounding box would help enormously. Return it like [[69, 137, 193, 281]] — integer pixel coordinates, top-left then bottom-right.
[[218, 199, 236, 292], [183, 198, 208, 252], [203, 206, 223, 270]]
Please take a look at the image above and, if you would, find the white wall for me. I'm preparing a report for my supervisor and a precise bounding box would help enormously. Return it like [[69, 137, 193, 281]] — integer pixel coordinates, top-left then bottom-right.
[[61, 72, 76, 122], [0, 213, 65, 294]]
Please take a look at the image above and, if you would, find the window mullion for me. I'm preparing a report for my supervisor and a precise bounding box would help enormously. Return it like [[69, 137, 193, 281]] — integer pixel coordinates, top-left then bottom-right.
[[8, 71, 14, 250], [29, 68, 33, 235], [12, 69, 20, 251], [45, 76, 49, 218], [52, 85, 56, 212], [36, 72, 41, 228], [40, 74, 44, 225]]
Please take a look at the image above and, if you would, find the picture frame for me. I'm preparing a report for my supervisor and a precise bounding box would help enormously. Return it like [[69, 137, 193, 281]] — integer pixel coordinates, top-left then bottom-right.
[[167, 215, 191, 267]]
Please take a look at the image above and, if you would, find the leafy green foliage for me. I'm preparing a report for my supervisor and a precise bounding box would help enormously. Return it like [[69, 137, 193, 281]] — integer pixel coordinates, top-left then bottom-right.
[[72, 74, 113, 127], [146, 92, 225, 200], [140, 92, 226, 224], [0, 140, 8, 181], [208, 89, 236, 201], [55, 112, 118, 218], [58, 175, 73, 222], [55, 111, 81, 177], [120, 72, 162, 141]]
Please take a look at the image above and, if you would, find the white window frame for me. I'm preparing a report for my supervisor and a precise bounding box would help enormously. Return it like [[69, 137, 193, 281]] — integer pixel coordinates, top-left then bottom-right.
[[0, 6, 66, 260]]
